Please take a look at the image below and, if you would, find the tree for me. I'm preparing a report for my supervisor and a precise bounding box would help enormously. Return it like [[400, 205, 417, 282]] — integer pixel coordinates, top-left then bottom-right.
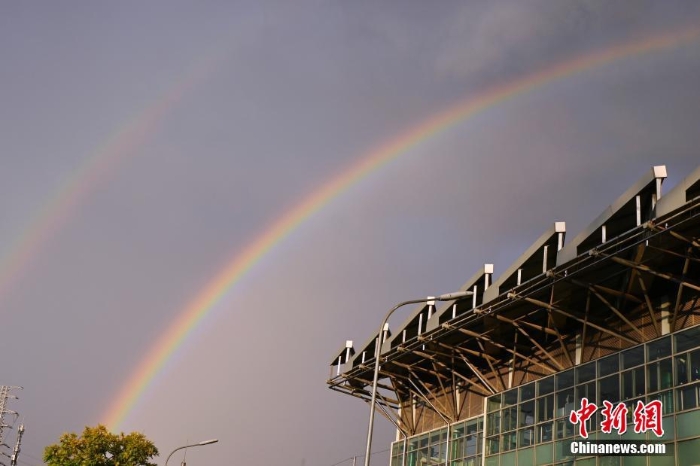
[[44, 424, 158, 466]]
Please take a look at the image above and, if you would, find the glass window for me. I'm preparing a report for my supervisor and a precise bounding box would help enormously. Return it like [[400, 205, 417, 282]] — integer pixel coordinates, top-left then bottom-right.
[[648, 390, 674, 415], [598, 353, 620, 377], [675, 354, 689, 385], [518, 447, 534, 466], [418, 434, 429, 449], [556, 369, 574, 390], [520, 382, 536, 401], [675, 325, 700, 353], [647, 357, 673, 393], [689, 348, 700, 382], [622, 367, 645, 399], [677, 438, 700, 465], [555, 419, 574, 439], [487, 394, 501, 412], [519, 428, 534, 448], [576, 361, 596, 383], [465, 433, 478, 456], [519, 400, 535, 427], [622, 455, 646, 466], [538, 376, 554, 396], [676, 409, 700, 439], [501, 451, 516, 466], [556, 388, 574, 418], [487, 412, 501, 436], [451, 436, 464, 459], [503, 389, 518, 406], [554, 439, 574, 462], [622, 346, 645, 369], [536, 422, 553, 443], [575, 381, 596, 403], [535, 443, 553, 465], [502, 406, 518, 432], [486, 435, 499, 455], [647, 335, 672, 361], [599, 374, 620, 404], [537, 394, 554, 422], [677, 382, 700, 411], [502, 431, 517, 452], [452, 422, 465, 439]]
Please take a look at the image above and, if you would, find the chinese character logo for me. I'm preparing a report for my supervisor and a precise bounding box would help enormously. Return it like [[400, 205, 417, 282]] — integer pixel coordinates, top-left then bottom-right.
[[569, 398, 597, 438], [633, 400, 664, 437], [570, 399, 665, 438]]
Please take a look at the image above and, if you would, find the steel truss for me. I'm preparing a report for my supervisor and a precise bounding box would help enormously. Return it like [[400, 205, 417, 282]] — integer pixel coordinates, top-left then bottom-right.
[[328, 199, 700, 436]]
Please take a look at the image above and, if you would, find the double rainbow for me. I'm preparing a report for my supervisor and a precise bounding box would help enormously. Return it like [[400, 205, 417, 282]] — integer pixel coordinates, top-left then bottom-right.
[[93, 25, 700, 430]]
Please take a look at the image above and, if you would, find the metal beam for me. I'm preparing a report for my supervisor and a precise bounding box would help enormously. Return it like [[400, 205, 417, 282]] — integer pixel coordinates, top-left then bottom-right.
[[514, 294, 638, 345]]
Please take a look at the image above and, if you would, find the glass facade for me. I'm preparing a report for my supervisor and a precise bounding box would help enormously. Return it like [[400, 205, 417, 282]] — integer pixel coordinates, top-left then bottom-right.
[[391, 325, 700, 466], [391, 417, 483, 466]]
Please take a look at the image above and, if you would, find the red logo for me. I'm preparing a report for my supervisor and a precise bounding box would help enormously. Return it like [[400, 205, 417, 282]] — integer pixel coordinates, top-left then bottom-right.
[[570, 399, 665, 438]]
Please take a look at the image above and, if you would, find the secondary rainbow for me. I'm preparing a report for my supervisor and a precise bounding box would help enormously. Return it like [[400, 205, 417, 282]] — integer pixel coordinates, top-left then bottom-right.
[[0, 52, 220, 304], [103, 25, 700, 431]]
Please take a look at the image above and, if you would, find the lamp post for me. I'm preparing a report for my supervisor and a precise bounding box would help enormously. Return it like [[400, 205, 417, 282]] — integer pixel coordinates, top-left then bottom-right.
[[165, 439, 218, 466], [363, 290, 474, 466]]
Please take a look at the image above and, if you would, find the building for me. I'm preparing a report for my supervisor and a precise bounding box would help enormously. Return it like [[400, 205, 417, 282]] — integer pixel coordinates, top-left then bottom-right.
[[328, 165, 700, 465]]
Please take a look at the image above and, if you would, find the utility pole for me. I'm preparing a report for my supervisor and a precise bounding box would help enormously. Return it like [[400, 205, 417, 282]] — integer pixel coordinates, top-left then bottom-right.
[[0, 386, 22, 466], [9, 424, 24, 466]]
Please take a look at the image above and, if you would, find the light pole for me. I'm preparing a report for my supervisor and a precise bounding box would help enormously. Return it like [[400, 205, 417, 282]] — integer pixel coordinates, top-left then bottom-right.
[[363, 290, 474, 466], [165, 439, 218, 466]]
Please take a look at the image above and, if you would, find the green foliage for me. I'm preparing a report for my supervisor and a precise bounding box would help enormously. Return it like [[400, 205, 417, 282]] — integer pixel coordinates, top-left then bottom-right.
[[44, 424, 158, 466]]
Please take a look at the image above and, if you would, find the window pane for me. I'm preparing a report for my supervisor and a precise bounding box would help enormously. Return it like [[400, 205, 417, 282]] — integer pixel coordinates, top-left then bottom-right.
[[677, 438, 700, 465], [520, 400, 535, 427], [536, 422, 553, 443], [622, 346, 645, 369], [486, 435, 499, 455], [502, 431, 517, 452], [576, 381, 596, 403], [599, 373, 620, 403], [675, 355, 689, 386], [520, 383, 536, 402], [556, 388, 574, 418], [502, 406, 518, 432], [556, 369, 575, 390], [675, 325, 700, 353], [538, 376, 554, 396], [487, 394, 501, 412], [555, 419, 574, 439], [537, 395, 554, 422], [487, 412, 500, 435], [677, 383, 700, 411], [622, 367, 645, 399], [677, 409, 700, 439], [598, 353, 619, 377], [503, 389, 518, 406], [535, 443, 553, 465], [689, 348, 700, 382], [519, 428, 534, 448], [576, 362, 596, 384], [647, 335, 671, 361]]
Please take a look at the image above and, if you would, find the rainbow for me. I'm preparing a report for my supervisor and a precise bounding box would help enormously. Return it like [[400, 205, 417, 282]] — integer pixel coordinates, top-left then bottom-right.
[[103, 25, 700, 430], [0, 52, 221, 304]]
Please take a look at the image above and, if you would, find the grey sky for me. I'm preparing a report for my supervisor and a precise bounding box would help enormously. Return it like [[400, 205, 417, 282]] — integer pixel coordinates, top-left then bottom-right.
[[1, 2, 699, 465]]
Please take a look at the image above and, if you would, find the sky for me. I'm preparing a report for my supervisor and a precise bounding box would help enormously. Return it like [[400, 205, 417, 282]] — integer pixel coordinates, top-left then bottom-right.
[[1, 1, 700, 465]]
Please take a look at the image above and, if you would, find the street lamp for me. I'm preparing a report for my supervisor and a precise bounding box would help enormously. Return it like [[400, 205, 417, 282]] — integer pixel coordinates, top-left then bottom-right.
[[165, 439, 218, 466], [363, 290, 474, 466]]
